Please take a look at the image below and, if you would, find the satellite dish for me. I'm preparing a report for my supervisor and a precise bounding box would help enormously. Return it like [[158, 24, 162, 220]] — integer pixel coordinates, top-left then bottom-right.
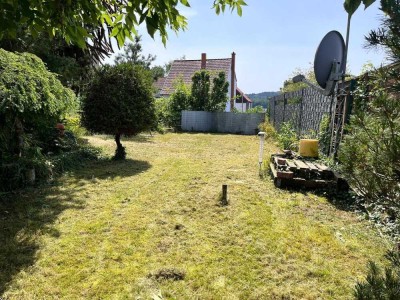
[[292, 30, 347, 96], [314, 30, 345, 94]]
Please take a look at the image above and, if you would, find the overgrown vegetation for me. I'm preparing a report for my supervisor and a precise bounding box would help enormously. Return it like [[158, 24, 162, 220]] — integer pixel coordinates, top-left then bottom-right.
[[258, 119, 277, 140], [318, 114, 331, 155], [339, 1, 400, 296], [280, 65, 316, 93], [82, 63, 156, 160], [245, 105, 264, 113], [276, 122, 298, 151], [339, 67, 400, 238], [354, 250, 400, 299], [0, 49, 88, 190], [339, 0, 400, 228]]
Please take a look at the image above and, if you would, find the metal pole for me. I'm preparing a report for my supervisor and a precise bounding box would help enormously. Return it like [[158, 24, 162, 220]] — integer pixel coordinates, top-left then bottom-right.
[[342, 14, 351, 76]]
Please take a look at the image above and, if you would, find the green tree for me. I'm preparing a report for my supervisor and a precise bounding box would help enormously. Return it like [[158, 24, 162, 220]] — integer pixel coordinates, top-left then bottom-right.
[[191, 70, 211, 111], [115, 35, 166, 81], [0, 0, 246, 61], [190, 70, 229, 112], [365, 0, 400, 60], [151, 66, 166, 81], [114, 36, 156, 67], [208, 72, 229, 111], [82, 63, 156, 160]]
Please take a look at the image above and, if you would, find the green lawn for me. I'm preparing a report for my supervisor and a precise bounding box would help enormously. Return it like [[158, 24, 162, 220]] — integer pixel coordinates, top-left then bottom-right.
[[0, 133, 392, 299]]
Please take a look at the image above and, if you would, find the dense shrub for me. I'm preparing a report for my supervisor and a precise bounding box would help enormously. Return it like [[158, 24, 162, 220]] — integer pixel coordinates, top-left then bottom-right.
[[82, 63, 156, 159], [0, 49, 77, 160], [154, 97, 172, 129], [0, 48, 80, 189], [339, 67, 400, 214], [168, 80, 191, 127]]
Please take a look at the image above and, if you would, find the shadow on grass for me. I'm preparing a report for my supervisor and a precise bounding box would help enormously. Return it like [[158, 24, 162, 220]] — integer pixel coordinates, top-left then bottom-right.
[[264, 167, 359, 213], [283, 186, 361, 212], [176, 131, 258, 136], [0, 158, 151, 295], [72, 158, 152, 180], [125, 134, 155, 143]]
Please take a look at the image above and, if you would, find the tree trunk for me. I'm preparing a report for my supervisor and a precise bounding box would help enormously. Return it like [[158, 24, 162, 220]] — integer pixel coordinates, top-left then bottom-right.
[[114, 132, 126, 160], [115, 132, 122, 149]]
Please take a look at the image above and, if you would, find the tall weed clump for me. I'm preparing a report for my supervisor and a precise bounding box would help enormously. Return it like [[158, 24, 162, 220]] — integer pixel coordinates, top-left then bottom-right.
[[277, 122, 298, 151], [258, 119, 277, 140]]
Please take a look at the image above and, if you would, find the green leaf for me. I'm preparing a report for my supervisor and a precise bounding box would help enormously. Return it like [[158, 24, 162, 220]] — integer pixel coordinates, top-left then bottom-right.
[[180, 0, 190, 7], [102, 13, 112, 26], [110, 26, 120, 37], [362, 0, 376, 9], [237, 5, 242, 16], [344, 0, 361, 16], [116, 33, 125, 47]]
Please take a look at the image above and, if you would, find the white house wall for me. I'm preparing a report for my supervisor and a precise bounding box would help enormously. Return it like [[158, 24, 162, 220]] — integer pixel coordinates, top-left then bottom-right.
[[225, 63, 237, 112], [234, 102, 248, 112]]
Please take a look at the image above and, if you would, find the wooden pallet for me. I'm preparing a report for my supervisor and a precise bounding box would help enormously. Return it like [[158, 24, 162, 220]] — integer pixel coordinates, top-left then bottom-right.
[[269, 152, 348, 190]]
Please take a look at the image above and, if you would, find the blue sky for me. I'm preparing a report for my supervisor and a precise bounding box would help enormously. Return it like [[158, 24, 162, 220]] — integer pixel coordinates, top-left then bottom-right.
[[105, 0, 386, 93]]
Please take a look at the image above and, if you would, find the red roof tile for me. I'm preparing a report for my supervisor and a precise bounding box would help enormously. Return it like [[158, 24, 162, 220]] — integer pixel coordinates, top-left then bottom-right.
[[236, 87, 252, 103], [160, 58, 232, 96]]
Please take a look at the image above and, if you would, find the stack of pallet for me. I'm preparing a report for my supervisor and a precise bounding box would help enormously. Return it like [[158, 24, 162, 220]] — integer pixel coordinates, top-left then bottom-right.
[[269, 152, 347, 189]]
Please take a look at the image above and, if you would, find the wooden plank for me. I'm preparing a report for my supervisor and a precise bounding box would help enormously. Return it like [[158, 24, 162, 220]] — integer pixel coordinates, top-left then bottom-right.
[[286, 159, 297, 170], [293, 159, 309, 170], [277, 158, 287, 166], [269, 162, 277, 178], [277, 171, 294, 179], [274, 156, 286, 166], [304, 161, 319, 171], [314, 163, 329, 171]]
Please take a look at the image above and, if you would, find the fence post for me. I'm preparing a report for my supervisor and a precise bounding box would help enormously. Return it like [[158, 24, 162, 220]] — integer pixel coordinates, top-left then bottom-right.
[[273, 99, 276, 126], [283, 94, 287, 123], [298, 89, 304, 136]]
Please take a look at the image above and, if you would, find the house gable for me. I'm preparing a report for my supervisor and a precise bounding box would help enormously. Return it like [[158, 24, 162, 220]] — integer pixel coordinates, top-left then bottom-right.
[[159, 57, 232, 97]]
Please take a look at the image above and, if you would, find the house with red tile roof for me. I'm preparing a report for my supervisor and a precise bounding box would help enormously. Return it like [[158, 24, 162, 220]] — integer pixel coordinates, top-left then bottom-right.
[[155, 52, 252, 112], [235, 87, 253, 112]]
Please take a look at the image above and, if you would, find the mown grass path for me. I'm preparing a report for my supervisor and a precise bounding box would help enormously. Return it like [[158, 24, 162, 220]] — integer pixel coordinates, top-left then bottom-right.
[[1, 133, 391, 299]]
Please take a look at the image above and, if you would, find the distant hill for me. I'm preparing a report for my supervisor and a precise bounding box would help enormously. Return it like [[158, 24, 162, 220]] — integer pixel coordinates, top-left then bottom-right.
[[247, 91, 280, 108]]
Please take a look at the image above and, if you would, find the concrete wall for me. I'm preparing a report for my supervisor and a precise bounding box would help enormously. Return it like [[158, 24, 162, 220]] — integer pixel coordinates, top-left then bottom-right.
[[181, 111, 265, 135]]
